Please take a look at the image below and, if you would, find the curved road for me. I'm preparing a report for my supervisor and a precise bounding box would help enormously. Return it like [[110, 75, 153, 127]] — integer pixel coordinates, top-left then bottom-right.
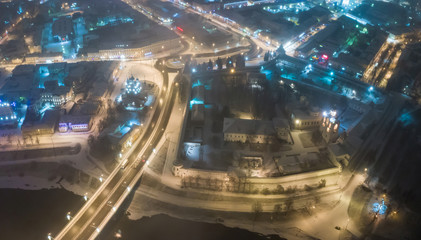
[[54, 63, 178, 240]]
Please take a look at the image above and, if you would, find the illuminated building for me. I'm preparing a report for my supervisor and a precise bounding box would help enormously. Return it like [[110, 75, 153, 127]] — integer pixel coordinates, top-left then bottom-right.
[[125, 77, 142, 95], [96, 16, 134, 27], [59, 115, 92, 132], [0, 103, 18, 127], [57, 101, 99, 133], [39, 80, 74, 108], [36, 63, 68, 88], [40, 87, 74, 107], [136, 0, 178, 23], [119, 77, 147, 111], [321, 110, 340, 143], [223, 0, 275, 10], [290, 108, 323, 130], [190, 85, 205, 109]]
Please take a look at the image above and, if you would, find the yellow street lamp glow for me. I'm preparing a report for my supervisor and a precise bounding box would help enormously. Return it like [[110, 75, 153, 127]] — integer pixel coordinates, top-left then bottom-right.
[[295, 119, 300, 124]]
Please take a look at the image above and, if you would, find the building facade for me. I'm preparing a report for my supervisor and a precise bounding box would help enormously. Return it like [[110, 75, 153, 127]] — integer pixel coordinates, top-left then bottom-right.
[[290, 108, 322, 130], [87, 38, 182, 60], [223, 118, 276, 144]]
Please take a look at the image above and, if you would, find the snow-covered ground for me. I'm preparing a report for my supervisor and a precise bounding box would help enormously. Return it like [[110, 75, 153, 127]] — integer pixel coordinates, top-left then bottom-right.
[[0, 60, 164, 195], [122, 76, 363, 239]]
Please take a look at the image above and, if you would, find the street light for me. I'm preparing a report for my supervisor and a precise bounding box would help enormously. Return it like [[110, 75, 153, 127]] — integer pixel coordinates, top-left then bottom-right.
[[99, 174, 104, 183], [47, 233, 54, 240], [84, 193, 88, 201], [66, 212, 71, 221]]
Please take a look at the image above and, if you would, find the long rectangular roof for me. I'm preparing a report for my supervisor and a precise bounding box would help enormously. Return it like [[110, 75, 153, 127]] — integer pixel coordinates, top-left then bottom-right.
[[223, 118, 275, 135]]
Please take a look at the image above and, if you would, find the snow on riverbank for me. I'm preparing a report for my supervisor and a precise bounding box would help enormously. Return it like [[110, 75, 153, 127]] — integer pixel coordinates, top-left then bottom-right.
[[0, 175, 94, 196]]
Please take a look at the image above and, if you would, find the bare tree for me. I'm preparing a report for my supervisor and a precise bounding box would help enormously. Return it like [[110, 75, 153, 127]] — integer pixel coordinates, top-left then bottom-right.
[[285, 198, 294, 214], [274, 204, 283, 219], [252, 201, 263, 221], [194, 175, 200, 188]]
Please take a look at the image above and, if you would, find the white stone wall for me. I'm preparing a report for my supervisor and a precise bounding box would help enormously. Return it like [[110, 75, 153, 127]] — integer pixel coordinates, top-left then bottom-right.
[[224, 133, 275, 144], [172, 164, 228, 180], [173, 163, 341, 192], [88, 38, 182, 59]]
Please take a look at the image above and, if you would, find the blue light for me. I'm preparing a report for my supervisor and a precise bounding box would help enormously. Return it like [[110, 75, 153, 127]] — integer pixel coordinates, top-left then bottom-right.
[[369, 86, 374, 91], [192, 80, 202, 88], [372, 199, 387, 215], [192, 68, 196, 73], [189, 98, 204, 109], [330, 72, 334, 76], [128, 119, 140, 126], [398, 112, 414, 127]]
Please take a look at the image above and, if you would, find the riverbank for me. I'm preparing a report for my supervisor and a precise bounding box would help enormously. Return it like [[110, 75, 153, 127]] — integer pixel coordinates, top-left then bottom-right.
[[0, 189, 286, 240], [99, 214, 285, 240]]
